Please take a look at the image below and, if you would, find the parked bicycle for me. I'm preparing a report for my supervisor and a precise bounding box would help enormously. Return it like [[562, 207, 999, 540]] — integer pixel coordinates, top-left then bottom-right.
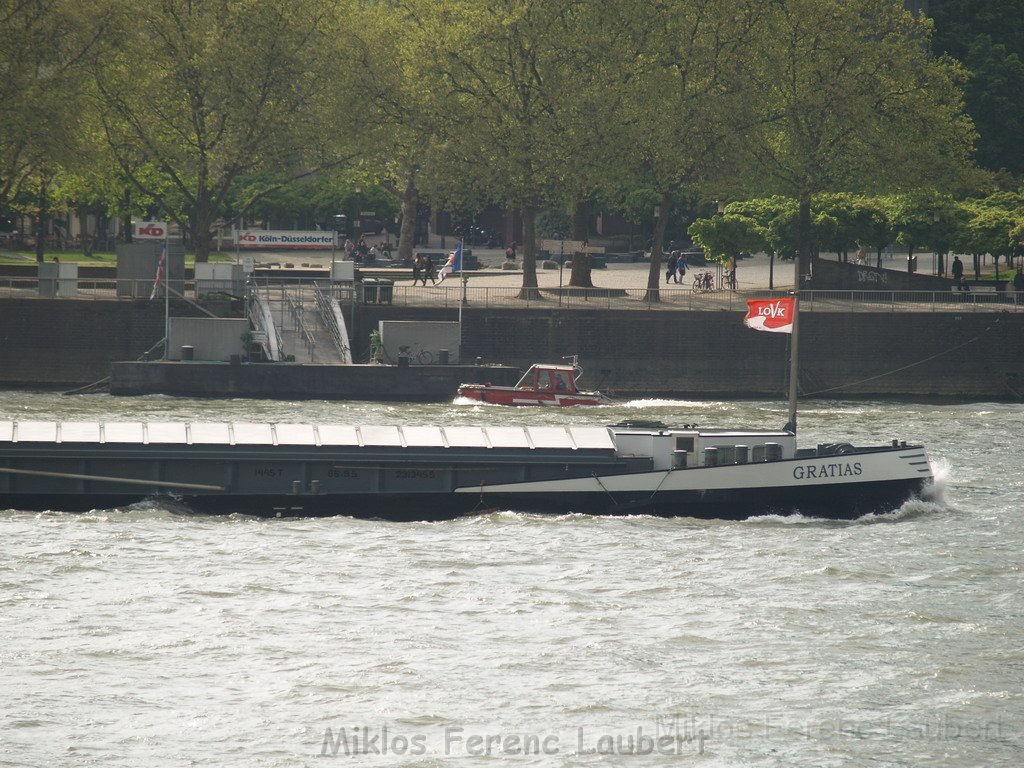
[[692, 271, 715, 292], [398, 344, 434, 365], [721, 270, 737, 291]]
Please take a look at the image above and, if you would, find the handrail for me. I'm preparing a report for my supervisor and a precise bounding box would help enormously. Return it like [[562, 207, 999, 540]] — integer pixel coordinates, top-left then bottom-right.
[[285, 292, 316, 358], [314, 282, 351, 363], [247, 288, 284, 361]]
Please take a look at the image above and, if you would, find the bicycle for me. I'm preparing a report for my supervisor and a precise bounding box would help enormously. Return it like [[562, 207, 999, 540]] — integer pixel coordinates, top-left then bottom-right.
[[721, 270, 737, 291], [692, 272, 715, 293], [398, 344, 434, 365]]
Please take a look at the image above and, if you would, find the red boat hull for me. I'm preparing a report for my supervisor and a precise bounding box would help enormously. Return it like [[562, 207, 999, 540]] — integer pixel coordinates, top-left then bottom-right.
[[458, 385, 603, 407]]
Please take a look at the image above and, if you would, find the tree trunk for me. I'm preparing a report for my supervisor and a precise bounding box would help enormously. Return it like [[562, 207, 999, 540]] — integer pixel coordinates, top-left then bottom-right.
[[120, 187, 133, 243], [568, 247, 593, 287], [34, 181, 48, 263], [518, 206, 540, 300], [644, 190, 673, 301], [907, 243, 915, 273], [571, 198, 589, 241], [78, 206, 93, 257], [769, 253, 775, 289], [973, 254, 981, 281], [397, 174, 417, 263], [937, 251, 945, 276], [568, 198, 592, 287]]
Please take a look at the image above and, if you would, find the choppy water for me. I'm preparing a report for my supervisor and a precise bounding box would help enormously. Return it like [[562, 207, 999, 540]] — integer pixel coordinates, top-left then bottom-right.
[[1, 392, 1022, 766]]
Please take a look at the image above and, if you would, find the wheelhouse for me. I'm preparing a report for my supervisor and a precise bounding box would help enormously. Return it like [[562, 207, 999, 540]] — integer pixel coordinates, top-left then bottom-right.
[[515, 364, 578, 393]]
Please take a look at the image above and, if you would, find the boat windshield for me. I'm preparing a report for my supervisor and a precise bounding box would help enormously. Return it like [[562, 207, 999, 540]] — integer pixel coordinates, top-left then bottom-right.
[[515, 366, 576, 391]]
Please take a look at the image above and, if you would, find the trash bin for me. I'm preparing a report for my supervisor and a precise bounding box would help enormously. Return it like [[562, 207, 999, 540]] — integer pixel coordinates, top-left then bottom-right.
[[362, 279, 378, 303], [377, 278, 394, 304], [181, 345, 194, 361], [438, 349, 450, 365]]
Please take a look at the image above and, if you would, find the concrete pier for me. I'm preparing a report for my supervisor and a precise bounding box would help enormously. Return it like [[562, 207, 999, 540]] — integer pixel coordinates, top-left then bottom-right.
[[108, 361, 520, 400]]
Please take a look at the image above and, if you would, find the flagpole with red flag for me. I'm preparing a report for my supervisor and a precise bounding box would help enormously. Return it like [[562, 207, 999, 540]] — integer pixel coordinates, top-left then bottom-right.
[[742, 289, 800, 432]]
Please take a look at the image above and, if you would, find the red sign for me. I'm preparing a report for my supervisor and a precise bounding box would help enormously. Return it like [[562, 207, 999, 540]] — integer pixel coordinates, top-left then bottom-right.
[[134, 221, 169, 239], [744, 298, 795, 333]]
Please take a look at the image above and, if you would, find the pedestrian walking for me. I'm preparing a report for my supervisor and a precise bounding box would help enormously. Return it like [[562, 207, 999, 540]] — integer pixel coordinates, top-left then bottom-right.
[[952, 255, 965, 291], [1014, 267, 1024, 305], [412, 254, 423, 285], [666, 251, 678, 284], [424, 255, 436, 285], [676, 252, 687, 283]]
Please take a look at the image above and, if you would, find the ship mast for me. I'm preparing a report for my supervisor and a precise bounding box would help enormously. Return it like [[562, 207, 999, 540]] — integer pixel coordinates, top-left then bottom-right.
[[784, 256, 801, 434]]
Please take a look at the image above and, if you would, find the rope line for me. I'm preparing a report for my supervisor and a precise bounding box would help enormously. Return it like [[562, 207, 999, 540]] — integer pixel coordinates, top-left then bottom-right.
[[800, 317, 1002, 398]]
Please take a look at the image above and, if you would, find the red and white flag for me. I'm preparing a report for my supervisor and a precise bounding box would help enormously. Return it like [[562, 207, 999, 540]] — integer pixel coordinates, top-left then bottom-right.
[[149, 243, 167, 299], [744, 298, 795, 333]]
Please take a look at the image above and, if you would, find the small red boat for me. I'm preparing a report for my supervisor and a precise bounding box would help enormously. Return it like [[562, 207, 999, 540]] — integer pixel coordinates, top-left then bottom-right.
[[458, 359, 608, 406]]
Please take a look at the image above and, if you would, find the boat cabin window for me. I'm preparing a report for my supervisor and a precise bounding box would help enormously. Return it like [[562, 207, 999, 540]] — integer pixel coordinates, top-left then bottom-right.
[[675, 436, 695, 453], [515, 366, 575, 391]]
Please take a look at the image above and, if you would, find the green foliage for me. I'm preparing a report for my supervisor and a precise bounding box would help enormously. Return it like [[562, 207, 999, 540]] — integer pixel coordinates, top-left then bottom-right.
[[688, 215, 767, 263], [931, 0, 1024, 175]]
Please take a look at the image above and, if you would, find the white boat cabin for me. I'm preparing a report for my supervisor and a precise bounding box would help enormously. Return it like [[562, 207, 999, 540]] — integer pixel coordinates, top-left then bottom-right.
[[515, 364, 580, 393]]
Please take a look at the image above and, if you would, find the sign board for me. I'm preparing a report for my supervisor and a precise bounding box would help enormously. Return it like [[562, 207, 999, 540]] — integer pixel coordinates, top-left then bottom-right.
[[539, 239, 605, 254], [539, 239, 584, 253], [331, 261, 355, 282], [134, 221, 170, 239], [360, 211, 376, 217], [234, 229, 336, 249]]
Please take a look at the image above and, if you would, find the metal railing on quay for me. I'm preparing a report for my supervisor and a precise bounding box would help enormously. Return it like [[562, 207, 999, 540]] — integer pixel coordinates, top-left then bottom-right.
[[1, 274, 1021, 313]]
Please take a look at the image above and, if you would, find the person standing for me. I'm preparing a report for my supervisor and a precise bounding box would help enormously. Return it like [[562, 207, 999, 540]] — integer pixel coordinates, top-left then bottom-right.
[[424, 255, 436, 285], [952, 255, 965, 291], [1014, 267, 1024, 305], [412, 254, 423, 285], [665, 250, 678, 284], [676, 251, 687, 284]]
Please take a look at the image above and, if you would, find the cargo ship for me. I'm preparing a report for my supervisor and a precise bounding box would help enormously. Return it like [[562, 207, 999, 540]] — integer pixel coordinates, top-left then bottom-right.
[[0, 419, 932, 519]]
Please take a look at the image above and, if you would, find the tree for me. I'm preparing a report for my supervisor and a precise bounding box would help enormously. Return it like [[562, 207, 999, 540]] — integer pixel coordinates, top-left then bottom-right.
[[0, 0, 110, 211], [93, 0, 342, 261], [725, 197, 799, 289], [405, 0, 627, 298], [688, 214, 767, 266], [930, 0, 1024, 175], [741, 0, 975, 282], [613, 0, 757, 301]]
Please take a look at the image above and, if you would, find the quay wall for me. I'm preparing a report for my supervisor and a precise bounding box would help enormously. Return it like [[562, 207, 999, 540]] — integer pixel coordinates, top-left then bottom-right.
[[2, 299, 1023, 399], [0, 298, 236, 388]]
